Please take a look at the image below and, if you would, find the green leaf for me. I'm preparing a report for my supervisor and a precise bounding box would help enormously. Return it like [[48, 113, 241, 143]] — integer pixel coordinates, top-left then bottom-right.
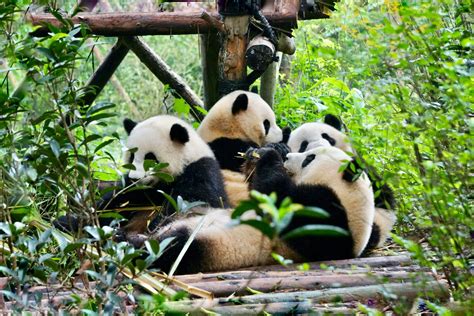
[[94, 139, 115, 153], [294, 207, 330, 219], [52, 230, 69, 252], [145, 239, 160, 256], [282, 225, 349, 240], [173, 98, 190, 116], [50, 139, 61, 158], [157, 190, 178, 212], [232, 200, 258, 219], [240, 219, 275, 239]]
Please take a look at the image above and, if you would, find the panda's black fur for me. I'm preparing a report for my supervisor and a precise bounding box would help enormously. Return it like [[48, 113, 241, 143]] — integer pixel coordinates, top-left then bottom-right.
[[55, 115, 229, 235]]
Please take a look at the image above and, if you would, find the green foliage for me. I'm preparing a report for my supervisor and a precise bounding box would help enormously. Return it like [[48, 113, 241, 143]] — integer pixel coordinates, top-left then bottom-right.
[[274, 0, 472, 302]]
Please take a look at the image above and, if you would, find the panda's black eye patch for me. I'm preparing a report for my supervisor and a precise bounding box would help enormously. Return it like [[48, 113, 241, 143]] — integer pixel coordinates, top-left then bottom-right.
[[298, 141, 309, 153], [302, 154, 316, 168], [144, 152, 159, 162], [322, 133, 336, 146], [263, 119, 270, 135]]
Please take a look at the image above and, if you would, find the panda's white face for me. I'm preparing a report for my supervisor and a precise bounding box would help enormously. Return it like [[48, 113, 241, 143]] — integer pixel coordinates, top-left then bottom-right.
[[198, 90, 282, 146], [284, 146, 351, 185], [287, 122, 353, 154], [124, 115, 214, 183]]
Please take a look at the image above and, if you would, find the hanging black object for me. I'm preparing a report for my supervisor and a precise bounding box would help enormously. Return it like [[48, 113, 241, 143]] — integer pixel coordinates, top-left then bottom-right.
[[217, 0, 262, 16]]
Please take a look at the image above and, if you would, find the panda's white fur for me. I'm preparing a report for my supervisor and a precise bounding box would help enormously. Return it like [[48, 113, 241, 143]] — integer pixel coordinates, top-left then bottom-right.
[[287, 122, 354, 154], [149, 146, 374, 273], [197, 90, 283, 207], [198, 90, 282, 145], [286, 116, 396, 250], [285, 147, 375, 256], [125, 115, 214, 181]]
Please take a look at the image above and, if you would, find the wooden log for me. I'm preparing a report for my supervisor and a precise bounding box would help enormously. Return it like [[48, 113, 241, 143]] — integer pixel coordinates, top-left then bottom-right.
[[79, 39, 129, 106], [27, 11, 297, 37], [175, 255, 414, 284], [164, 281, 449, 313], [243, 254, 414, 272], [175, 271, 426, 297], [123, 36, 204, 121], [175, 265, 429, 285], [218, 16, 249, 95]]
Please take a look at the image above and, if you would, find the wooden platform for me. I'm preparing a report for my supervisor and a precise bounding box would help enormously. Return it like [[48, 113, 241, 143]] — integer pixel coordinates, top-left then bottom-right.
[[0, 255, 448, 314], [166, 254, 448, 314]]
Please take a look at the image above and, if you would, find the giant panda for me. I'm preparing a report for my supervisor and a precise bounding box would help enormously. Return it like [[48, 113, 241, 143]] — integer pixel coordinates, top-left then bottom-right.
[[55, 115, 229, 238], [147, 146, 374, 274], [197, 90, 284, 207], [286, 114, 396, 249]]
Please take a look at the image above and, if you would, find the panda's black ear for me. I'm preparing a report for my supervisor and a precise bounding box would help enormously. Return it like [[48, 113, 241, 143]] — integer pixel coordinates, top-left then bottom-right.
[[123, 118, 137, 135], [281, 127, 292, 144], [324, 114, 342, 131], [250, 86, 259, 94], [232, 93, 248, 115], [170, 123, 190, 144]]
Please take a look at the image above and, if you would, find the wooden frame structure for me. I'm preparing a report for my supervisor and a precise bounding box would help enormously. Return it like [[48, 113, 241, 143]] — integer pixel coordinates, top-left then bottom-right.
[[28, 0, 337, 118]]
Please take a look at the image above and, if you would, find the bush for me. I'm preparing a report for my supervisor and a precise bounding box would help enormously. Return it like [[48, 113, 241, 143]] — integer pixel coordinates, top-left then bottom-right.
[[274, 0, 472, 302]]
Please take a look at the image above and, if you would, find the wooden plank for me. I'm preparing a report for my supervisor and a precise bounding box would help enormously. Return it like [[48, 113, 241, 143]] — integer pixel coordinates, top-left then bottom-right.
[[28, 11, 297, 37], [123, 36, 204, 121], [175, 265, 429, 285], [164, 281, 449, 313]]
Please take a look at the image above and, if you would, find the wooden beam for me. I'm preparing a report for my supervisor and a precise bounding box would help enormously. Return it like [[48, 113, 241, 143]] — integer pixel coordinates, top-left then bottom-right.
[[79, 39, 130, 106], [28, 11, 298, 37], [123, 36, 204, 121]]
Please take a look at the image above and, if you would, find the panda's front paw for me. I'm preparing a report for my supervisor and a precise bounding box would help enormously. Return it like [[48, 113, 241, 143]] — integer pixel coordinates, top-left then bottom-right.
[[257, 148, 283, 167], [263, 142, 290, 161]]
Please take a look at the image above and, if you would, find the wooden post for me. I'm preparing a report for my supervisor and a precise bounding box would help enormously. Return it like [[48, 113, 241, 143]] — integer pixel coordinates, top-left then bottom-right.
[[79, 39, 130, 106], [217, 16, 250, 96], [200, 33, 220, 109], [123, 36, 204, 121]]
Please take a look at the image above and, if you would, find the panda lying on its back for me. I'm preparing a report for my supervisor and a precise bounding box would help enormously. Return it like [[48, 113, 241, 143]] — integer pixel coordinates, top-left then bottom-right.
[[148, 146, 374, 274], [55, 115, 229, 237], [198, 90, 284, 207], [287, 114, 396, 250]]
